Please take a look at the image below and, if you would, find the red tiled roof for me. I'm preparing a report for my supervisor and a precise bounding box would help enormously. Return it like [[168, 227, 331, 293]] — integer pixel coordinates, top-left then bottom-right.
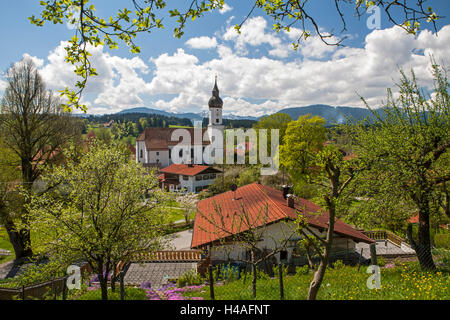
[[136, 128, 210, 151], [160, 164, 221, 176], [409, 214, 419, 224], [191, 182, 374, 248]]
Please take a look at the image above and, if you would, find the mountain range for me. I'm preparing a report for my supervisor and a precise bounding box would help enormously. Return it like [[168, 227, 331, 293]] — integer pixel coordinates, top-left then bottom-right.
[[116, 104, 374, 124]]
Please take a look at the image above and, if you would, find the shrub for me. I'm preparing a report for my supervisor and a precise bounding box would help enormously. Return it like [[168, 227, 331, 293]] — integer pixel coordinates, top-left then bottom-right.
[[295, 265, 309, 276], [333, 260, 345, 269], [177, 269, 203, 288], [377, 256, 386, 267], [434, 234, 450, 249]]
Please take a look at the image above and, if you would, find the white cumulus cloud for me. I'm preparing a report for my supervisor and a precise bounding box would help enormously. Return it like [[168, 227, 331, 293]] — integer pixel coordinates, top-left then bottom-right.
[[185, 36, 218, 49], [219, 3, 233, 14]]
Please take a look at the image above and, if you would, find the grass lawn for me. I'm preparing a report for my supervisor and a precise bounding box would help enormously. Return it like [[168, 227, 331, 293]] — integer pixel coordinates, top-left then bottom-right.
[[0, 226, 14, 264], [168, 125, 194, 129], [182, 260, 450, 300], [166, 208, 195, 224]]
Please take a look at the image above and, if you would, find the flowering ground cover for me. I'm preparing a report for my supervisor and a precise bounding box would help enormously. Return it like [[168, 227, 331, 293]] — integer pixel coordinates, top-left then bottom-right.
[[142, 282, 207, 300], [181, 261, 450, 300]]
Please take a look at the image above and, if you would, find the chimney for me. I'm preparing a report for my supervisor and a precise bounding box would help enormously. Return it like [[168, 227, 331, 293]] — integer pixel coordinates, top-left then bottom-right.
[[286, 194, 295, 208], [282, 185, 290, 199]]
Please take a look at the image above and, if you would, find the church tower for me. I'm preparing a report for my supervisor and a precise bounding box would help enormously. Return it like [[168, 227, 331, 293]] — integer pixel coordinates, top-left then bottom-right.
[[208, 75, 223, 127], [206, 76, 224, 164]]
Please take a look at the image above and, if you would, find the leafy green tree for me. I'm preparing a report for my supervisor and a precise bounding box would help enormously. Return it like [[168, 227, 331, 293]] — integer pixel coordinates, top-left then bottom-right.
[[0, 58, 80, 260], [280, 115, 361, 300], [95, 127, 113, 144], [29, 1, 439, 112], [254, 113, 292, 145], [26, 141, 169, 300], [352, 63, 450, 270]]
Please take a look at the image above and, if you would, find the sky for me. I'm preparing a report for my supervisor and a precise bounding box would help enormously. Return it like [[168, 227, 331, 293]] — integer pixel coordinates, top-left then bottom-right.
[[0, 0, 449, 117]]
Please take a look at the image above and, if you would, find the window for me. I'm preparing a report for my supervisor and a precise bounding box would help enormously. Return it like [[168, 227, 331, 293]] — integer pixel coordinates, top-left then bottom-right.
[[195, 186, 202, 192], [140, 150, 143, 158], [280, 250, 288, 261], [216, 119, 219, 123], [156, 151, 159, 156], [179, 149, 183, 157], [183, 175, 189, 181], [210, 173, 216, 179], [203, 174, 209, 180], [195, 175, 202, 181]]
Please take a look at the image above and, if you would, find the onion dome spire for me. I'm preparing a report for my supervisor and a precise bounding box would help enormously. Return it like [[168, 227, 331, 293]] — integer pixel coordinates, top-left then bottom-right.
[[208, 75, 223, 108]]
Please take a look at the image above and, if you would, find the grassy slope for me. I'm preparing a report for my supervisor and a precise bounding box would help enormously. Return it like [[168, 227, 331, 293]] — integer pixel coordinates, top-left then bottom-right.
[[183, 260, 450, 300]]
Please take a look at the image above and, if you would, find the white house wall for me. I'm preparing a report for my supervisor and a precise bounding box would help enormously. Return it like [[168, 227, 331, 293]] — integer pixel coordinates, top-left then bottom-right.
[[209, 221, 356, 264], [179, 175, 217, 193]]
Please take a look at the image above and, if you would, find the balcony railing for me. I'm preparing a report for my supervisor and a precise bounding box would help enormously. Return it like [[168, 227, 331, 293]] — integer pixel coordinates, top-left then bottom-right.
[[362, 230, 405, 247]]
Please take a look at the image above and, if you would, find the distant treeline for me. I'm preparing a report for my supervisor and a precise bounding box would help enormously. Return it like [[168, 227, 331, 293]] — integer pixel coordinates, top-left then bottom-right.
[[79, 113, 193, 127], [201, 118, 257, 128]]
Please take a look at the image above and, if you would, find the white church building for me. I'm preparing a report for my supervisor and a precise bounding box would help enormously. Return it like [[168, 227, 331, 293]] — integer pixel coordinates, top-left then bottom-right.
[[136, 77, 224, 168]]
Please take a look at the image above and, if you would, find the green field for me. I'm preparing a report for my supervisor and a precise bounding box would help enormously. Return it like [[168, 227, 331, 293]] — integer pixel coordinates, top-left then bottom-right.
[[168, 125, 194, 129]]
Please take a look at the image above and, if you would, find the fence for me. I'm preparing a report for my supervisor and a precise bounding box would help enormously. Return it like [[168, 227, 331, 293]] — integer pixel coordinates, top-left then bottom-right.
[[362, 230, 405, 247], [0, 276, 68, 300]]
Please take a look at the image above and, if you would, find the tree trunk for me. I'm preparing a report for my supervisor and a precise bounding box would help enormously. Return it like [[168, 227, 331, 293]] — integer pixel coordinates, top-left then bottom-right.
[[416, 204, 436, 270], [4, 219, 32, 260], [307, 190, 336, 300], [251, 250, 257, 298], [98, 273, 108, 301], [305, 245, 315, 270]]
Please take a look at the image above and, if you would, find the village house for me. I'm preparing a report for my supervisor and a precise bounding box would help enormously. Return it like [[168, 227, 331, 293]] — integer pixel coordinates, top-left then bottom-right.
[[191, 182, 374, 266], [158, 163, 222, 193]]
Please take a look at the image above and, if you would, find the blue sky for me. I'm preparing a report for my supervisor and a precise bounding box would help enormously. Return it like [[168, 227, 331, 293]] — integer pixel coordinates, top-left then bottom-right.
[[0, 1, 449, 116]]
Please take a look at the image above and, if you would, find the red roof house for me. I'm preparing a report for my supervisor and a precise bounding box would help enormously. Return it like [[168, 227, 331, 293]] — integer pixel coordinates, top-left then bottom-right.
[[191, 182, 373, 264], [158, 164, 221, 193]]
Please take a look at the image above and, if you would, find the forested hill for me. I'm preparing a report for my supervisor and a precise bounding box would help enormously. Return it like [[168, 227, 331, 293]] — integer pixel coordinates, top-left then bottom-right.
[[275, 105, 375, 124], [78, 113, 193, 127]]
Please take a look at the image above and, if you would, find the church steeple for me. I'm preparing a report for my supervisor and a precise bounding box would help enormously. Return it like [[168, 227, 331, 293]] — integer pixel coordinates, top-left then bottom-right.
[[212, 75, 219, 97], [208, 75, 223, 109]]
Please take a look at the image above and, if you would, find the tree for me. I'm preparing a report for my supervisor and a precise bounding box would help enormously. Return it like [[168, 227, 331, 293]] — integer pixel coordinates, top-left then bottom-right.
[[280, 114, 361, 300], [0, 58, 80, 260], [29, 0, 440, 112], [26, 141, 169, 300], [253, 112, 292, 146], [176, 192, 198, 224], [352, 63, 450, 270], [0, 139, 22, 256]]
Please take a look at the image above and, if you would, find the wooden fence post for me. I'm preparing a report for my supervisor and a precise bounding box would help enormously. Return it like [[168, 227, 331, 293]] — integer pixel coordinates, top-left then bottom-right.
[[208, 265, 215, 300], [370, 243, 377, 266], [62, 277, 67, 300], [119, 271, 125, 300], [52, 277, 56, 300], [357, 248, 363, 272], [278, 263, 284, 300]]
